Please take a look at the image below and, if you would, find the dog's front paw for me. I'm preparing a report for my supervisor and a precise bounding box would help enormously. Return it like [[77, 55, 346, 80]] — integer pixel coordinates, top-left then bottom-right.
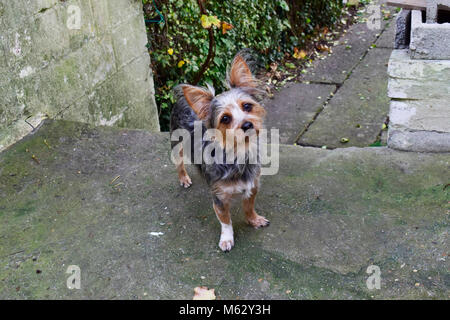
[[179, 175, 192, 188], [218, 222, 234, 252], [219, 238, 234, 252], [247, 214, 270, 229]]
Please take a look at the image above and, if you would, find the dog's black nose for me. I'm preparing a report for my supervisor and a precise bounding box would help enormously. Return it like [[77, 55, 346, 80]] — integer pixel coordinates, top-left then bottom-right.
[[242, 122, 253, 132]]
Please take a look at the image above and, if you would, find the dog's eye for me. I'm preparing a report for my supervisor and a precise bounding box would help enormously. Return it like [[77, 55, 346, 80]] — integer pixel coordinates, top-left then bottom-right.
[[243, 103, 253, 112], [220, 115, 232, 124]]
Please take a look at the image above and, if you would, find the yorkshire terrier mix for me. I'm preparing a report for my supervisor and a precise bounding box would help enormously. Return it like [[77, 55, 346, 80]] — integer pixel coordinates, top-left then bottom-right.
[[170, 53, 269, 252]]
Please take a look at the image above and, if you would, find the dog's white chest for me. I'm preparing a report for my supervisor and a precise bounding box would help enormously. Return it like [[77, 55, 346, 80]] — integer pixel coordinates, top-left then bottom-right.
[[220, 180, 255, 198]]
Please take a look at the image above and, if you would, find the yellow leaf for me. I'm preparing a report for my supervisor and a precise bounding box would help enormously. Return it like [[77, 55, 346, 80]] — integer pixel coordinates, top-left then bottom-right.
[[200, 15, 209, 28], [293, 47, 307, 59], [193, 287, 216, 300], [222, 21, 234, 34], [167, 48, 174, 55], [201, 15, 221, 29], [211, 16, 221, 28]]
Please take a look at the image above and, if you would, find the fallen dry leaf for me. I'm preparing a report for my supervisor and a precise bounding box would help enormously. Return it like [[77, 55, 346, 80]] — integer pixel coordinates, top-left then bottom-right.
[[193, 286, 216, 300], [222, 21, 233, 34], [293, 47, 307, 59], [317, 44, 331, 53], [269, 62, 278, 72]]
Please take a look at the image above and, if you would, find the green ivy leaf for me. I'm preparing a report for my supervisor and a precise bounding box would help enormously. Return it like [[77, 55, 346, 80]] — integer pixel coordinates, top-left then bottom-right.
[[278, 0, 289, 11]]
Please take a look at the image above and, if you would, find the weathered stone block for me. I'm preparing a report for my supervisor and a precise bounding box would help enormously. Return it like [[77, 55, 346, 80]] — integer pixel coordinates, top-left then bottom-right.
[[395, 9, 411, 49], [60, 55, 159, 131], [388, 49, 450, 80], [388, 49, 450, 99], [107, 0, 144, 29], [389, 100, 450, 132], [426, 0, 450, 23], [388, 78, 450, 99], [387, 49, 450, 152], [88, 0, 110, 35], [46, 42, 113, 104], [0, 0, 159, 152], [410, 9, 450, 59], [111, 13, 149, 69], [2, 1, 101, 79], [388, 129, 450, 152], [0, 0, 59, 31]]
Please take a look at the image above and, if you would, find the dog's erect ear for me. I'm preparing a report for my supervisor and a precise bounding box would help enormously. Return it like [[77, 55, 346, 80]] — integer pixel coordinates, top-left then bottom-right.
[[228, 54, 257, 89], [180, 85, 214, 120]]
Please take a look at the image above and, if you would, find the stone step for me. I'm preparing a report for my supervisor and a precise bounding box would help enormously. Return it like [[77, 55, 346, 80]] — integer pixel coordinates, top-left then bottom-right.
[[0, 120, 449, 299], [387, 49, 450, 152], [388, 50, 450, 100], [389, 99, 450, 132]]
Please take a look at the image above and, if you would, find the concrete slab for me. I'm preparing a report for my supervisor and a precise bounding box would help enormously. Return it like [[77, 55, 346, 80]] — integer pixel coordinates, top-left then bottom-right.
[[298, 48, 392, 148], [302, 22, 381, 84], [0, 120, 449, 299], [302, 3, 396, 84], [263, 83, 336, 144]]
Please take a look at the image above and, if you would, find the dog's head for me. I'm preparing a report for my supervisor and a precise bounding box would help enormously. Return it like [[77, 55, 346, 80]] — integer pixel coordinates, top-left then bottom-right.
[[178, 53, 266, 149]]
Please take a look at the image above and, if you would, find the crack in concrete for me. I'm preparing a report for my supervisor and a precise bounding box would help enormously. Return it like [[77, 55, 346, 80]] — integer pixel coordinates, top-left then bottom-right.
[[292, 86, 340, 145], [391, 97, 422, 101]]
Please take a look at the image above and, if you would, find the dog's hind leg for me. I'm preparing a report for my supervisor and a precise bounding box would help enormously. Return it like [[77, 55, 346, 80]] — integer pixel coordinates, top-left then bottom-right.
[[176, 147, 192, 188], [243, 186, 269, 229]]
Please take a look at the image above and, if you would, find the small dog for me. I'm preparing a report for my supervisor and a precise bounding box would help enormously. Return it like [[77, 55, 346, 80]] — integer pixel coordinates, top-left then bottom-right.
[[170, 52, 269, 252]]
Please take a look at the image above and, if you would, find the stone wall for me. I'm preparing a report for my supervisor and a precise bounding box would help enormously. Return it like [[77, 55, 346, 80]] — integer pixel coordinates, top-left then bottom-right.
[[387, 7, 450, 152], [0, 0, 160, 151], [387, 49, 450, 152]]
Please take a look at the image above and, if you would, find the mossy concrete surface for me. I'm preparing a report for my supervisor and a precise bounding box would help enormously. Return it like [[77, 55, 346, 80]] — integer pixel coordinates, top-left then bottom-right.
[[0, 120, 449, 299]]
